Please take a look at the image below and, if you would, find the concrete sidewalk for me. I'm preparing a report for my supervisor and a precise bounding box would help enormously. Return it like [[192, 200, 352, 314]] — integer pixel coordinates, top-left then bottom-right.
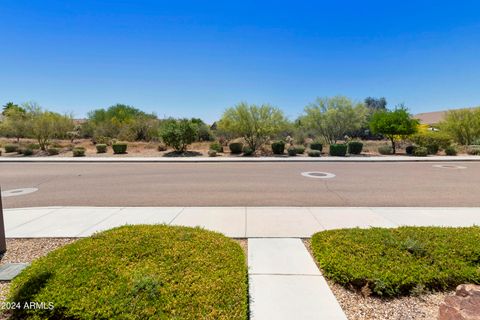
[[1, 155, 479, 163], [4, 206, 480, 238]]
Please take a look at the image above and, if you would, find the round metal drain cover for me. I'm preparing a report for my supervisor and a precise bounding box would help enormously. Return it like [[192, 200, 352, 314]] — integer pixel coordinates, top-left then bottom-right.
[[301, 171, 336, 179], [1, 188, 39, 198], [432, 164, 466, 170]]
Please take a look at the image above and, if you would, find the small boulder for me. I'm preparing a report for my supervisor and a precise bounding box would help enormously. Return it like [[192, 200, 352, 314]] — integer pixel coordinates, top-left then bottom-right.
[[439, 284, 480, 320]]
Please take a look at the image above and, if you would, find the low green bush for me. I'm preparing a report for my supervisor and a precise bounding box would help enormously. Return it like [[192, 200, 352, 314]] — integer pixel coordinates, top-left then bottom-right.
[[287, 146, 297, 156], [27, 143, 41, 150], [347, 141, 363, 155], [410, 132, 452, 150], [210, 142, 223, 153], [308, 150, 321, 157], [311, 226, 480, 297], [413, 146, 428, 157], [378, 145, 393, 155], [4, 144, 18, 153], [242, 146, 253, 156], [112, 143, 128, 154], [229, 142, 243, 154], [405, 145, 416, 155], [295, 146, 305, 154], [47, 148, 60, 156], [426, 144, 439, 155], [444, 145, 457, 156], [207, 149, 217, 157], [8, 225, 247, 320], [466, 145, 480, 155], [22, 148, 34, 156], [96, 144, 108, 154], [329, 144, 347, 156], [310, 141, 323, 151], [271, 141, 285, 155], [72, 147, 86, 157]]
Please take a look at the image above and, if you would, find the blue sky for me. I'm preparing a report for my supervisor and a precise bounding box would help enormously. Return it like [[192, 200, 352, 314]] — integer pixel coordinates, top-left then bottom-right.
[[1, 1, 479, 122]]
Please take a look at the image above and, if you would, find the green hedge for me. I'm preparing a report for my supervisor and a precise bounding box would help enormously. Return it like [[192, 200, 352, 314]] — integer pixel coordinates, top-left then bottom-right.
[[47, 148, 60, 155], [242, 146, 254, 156], [294, 146, 305, 154], [112, 143, 128, 154], [210, 142, 223, 153], [378, 145, 393, 155], [287, 146, 297, 156], [229, 142, 243, 154], [308, 150, 321, 157], [72, 147, 85, 157], [309, 142, 323, 151], [347, 141, 363, 155], [413, 146, 428, 157], [329, 144, 347, 156], [96, 144, 108, 153], [311, 227, 480, 297], [4, 144, 18, 153], [9, 225, 247, 320], [271, 141, 285, 155]]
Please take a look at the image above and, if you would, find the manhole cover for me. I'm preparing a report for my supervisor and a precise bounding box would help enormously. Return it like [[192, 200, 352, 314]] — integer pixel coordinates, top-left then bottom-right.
[[301, 171, 336, 179], [1, 188, 39, 198], [432, 164, 466, 170]]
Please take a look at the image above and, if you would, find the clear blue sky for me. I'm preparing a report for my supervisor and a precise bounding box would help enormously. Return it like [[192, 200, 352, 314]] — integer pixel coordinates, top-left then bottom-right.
[[1, 1, 479, 123]]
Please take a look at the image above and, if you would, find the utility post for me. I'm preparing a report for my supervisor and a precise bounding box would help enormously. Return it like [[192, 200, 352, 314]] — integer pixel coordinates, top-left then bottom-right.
[[0, 186, 6, 254]]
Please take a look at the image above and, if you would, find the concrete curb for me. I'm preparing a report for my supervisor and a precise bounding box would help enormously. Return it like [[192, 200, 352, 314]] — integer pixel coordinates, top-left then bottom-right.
[[1, 156, 479, 163]]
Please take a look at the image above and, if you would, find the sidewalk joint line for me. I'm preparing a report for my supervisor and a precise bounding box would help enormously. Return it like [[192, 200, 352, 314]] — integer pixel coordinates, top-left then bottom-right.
[[168, 207, 186, 225]]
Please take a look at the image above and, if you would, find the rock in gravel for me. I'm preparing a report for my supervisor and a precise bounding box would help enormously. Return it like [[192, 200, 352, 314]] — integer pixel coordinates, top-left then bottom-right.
[[439, 284, 480, 320]]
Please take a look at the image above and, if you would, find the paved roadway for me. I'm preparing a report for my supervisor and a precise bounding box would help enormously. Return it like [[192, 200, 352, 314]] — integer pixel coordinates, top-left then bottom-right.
[[1, 162, 479, 208]]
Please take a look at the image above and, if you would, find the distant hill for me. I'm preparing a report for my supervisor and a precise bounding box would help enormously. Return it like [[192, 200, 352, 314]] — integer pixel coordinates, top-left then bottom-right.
[[414, 107, 478, 125]]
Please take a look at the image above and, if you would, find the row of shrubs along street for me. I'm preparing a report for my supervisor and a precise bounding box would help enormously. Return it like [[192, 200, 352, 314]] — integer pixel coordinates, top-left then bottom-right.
[[1, 97, 480, 157]]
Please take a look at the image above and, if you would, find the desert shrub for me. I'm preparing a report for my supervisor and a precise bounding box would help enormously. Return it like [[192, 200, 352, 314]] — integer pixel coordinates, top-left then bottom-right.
[[22, 148, 34, 156], [287, 146, 297, 156], [210, 142, 223, 153], [4, 144, 18, 153], [207, 149, 217, 157], [96, 144, 108, 154], [229, 142, 243, 154], [439, 107, 480, 145], [405, 145, 416, 155], [410, 132, 452, 150], [309, 141, 323, 151], [72, 147, 86, 157], [466, 145, 480, 155], [160, 119, 198, 152], [347, 141, 363, 154], [308, 150, 321, 157], [413, 146, 428, 157], [47, 148, 60, 156], [242, 146, 254, 156], [444, 146, 457, 156], [8, 225, 247, 320], [426, 144, 439, 155], [295, 146, 305, 154], [27, 143, 40, 150], [329, 144, 348, 156], [157, 144, 167, 152], [112, 143, 128, 154], [311, 227, 480, 297], [271, 141, 285, 155], [378, 145, 393, 155]]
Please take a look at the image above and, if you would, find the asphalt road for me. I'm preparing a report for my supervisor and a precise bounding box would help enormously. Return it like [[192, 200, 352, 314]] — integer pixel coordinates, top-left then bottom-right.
[[1, 162, 479, 208]]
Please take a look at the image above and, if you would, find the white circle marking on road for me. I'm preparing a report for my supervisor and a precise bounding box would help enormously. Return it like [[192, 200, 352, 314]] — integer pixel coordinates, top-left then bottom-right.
[[1, 188, 39, 198], [301, 171, 336, 179], [432, 164, 467, 170]]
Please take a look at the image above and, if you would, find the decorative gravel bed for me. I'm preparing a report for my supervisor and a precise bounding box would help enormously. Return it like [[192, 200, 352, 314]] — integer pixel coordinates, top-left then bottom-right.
[[303, 239, 454, 320]]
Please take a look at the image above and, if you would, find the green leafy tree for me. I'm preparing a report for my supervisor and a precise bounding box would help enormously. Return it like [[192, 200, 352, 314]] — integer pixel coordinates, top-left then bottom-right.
[[217, 102, 287, 151], [25, 103, 74, 150], [0, 104, 28, 142], [369, 105, 419, 154], [300, 96, 367, 144], [439, 107, 480, 145], [159, 118, 199, 152]]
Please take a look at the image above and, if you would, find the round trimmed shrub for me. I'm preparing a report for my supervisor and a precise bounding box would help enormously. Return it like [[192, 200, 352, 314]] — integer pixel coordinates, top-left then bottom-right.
[[445, 146, 457, 156], [287, 146, 297, 156], [271, 141, 285, 155], [229, 142, 243, 154], [22, 148, 34, 156], [310, 142, 323, 151], [242, 146, 253, 156], [112, 143, 128, 154], [8, 225, 247, 320], [208, 149, 217, 157], [329, 144, 348, 156], [47, 148, 60, 156], [4, 144, 18, 153], [210, 142, 223, 153], [72, 147, 86, 157], [308, 150, 321, 157], [378, 145, 393, 155], [347, 141, 363, 155], [405, 145, 416, 155], [413, 146, 428, 157], [426, 144, 439, 155], [295, 146, 305, 154], [96, 144, 107, 154]]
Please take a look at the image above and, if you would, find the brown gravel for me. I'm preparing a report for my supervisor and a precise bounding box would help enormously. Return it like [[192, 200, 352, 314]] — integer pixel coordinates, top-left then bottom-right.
[[303, 239, 453, 320]]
